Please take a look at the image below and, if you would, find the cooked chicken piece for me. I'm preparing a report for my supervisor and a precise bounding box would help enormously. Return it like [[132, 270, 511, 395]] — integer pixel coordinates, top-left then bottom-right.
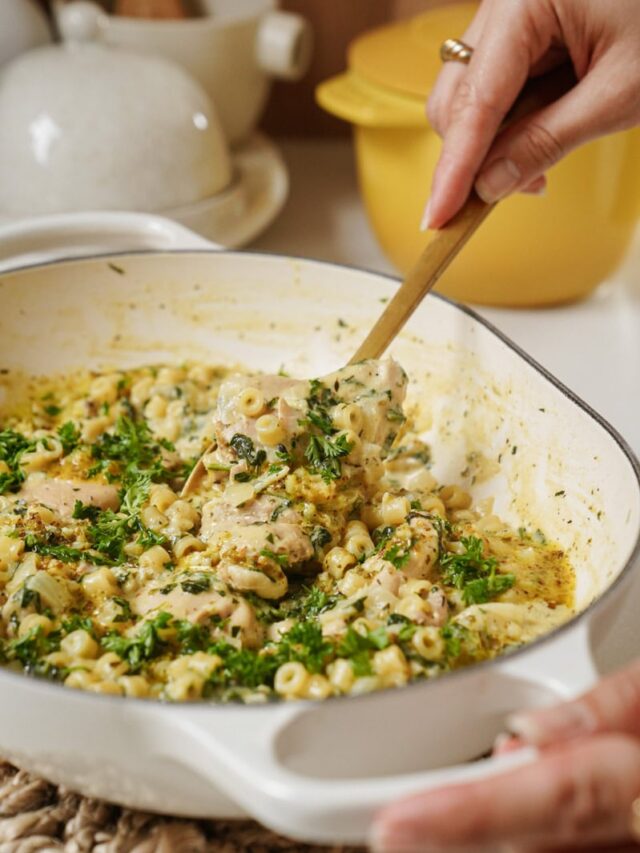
[[211, 521, 313, 569], [214, 374, 301, 448], [213, 358, 407, 459], [228, 598, 264, 648], [402, 515, 440, 579], [426, 584, 449, 626], [365, 514, 439, 581], [324, 359, 408, 447], [218, 560, 288, 600], [133, 584, 234, 623], [370, 562, 402, 596], [133, 583, 264, 647], [201, 494, 311, 599], [18, 475, 119, 517], [200, 494, 299, 539]]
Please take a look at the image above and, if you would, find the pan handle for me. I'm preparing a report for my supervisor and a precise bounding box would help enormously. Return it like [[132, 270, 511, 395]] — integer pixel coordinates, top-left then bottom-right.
[[170, 624, 597, 845], [0, 211, 216, 272], [173, 702, 537, 845]]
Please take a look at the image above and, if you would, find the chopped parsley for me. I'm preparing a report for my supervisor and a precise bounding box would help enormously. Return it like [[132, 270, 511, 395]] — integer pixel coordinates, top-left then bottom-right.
[[23, 534, 105, 566], [3, 626, 60, 674], [382, 543, 411, 570], [304, 433, 353, 483], [337, 625, 390, 676], [259, 548, 290, 569], [180, 573, 211, 595], [57, 421, 81, 455], [73, 472, 167, 565], [440, 536, 515, 605], [88, 415, 175, 484], [111, 596, 133, 623], [102, 611, 172, 671], [0, 429, 35, 494], [206, 620, 334, 693], [386, 406, 406, 424], [387, 613, 417, 643], [229, 433, 266, 475], [310, 525, 332, 552]]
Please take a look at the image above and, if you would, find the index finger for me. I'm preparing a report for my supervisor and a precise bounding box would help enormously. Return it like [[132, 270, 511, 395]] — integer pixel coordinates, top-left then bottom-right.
[[426, 0, 553, 228], [508, 658, 640, 749], [372, 734, 640, 852]]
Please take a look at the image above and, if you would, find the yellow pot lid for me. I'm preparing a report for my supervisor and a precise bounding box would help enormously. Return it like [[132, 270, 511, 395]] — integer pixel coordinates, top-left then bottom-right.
[[348, 3, 479, 98]]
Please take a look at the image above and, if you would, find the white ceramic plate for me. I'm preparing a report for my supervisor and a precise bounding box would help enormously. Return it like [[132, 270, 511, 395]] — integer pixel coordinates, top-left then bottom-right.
[[163, 133, 289, 248]]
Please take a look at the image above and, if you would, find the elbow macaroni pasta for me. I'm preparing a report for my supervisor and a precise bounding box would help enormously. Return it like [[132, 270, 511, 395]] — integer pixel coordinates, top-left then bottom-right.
[[0, 359, 574, 703]]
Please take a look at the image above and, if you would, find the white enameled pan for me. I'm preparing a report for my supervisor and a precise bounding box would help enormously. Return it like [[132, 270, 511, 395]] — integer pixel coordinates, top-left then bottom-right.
[[0, 215, 638, 844]]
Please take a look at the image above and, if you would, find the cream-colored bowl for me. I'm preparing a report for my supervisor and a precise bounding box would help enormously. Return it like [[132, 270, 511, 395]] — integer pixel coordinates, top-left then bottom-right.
[[0, 4, 231, 218], [0, 0, 51, 68], [56, 0, 313, 146]]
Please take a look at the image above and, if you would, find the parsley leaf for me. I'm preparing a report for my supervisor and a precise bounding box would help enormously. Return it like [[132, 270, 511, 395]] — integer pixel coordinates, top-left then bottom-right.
[[102, 611, 172, 671], [23, 534, 105, 566], [310, 525, 332, 552], [304, 433, 353, 483], [259, 548, 290, 569], [58, 421, 81, 455], [229, 433, 266, 475], [180, 573, 211, 594], [337, 625, 390, 676], [383, 543, 411, 569], [89, 415, 174, 484], [440, 536, 515, 604], [0, 429, 35, 494]]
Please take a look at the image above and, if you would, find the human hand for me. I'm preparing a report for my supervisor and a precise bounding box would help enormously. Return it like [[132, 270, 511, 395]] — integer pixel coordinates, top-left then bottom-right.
[[372, 658, 640, 852], [424, 0, 640, 229]]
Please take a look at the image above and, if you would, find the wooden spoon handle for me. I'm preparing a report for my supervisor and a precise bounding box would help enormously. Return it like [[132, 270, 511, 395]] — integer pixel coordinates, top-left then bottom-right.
[[349, 192, 492, 364]]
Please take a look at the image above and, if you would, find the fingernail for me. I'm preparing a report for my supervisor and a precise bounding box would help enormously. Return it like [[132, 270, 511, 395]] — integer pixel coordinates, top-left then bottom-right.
[[507, 700, 597, 746], [475, 158, 521, 203], [492, 732, 523, 755], [493, 732, 511, 750], [522, 186, 546, 197], [420, 199, 432, 232]]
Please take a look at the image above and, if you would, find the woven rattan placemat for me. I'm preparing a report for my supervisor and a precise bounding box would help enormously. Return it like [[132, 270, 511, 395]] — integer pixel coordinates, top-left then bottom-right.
[[0, 761, 365, 852]]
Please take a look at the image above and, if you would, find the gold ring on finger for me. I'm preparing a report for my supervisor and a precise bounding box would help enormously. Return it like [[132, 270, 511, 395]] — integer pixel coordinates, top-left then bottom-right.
[[440, 37, 474, 65]]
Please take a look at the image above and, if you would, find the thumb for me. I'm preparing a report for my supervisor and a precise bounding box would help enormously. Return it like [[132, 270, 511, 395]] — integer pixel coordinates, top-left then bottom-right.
[[474, 55, 635, 203], [507, 658, 640, 748]]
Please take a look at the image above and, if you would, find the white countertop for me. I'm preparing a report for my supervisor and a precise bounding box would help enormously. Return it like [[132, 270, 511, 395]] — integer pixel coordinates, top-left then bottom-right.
[[253, 139, 640, 456]]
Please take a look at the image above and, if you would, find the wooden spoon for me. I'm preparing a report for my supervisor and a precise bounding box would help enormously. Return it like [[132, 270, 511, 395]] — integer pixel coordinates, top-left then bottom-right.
[[181, 65, 575, 497], [180, 195, 490, 496]]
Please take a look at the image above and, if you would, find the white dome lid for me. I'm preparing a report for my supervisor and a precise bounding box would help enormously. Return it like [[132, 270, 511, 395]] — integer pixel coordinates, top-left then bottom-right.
[[0, 5, 232, 217]]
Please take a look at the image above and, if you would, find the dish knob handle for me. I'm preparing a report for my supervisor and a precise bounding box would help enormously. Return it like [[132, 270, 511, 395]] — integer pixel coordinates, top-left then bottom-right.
[[56, 1, 106, 44], [256, 10, 313, 81]]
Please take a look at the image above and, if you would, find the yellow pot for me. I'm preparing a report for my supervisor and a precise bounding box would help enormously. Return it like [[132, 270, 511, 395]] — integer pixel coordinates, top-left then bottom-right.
[[316, 4, 640, 307]]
